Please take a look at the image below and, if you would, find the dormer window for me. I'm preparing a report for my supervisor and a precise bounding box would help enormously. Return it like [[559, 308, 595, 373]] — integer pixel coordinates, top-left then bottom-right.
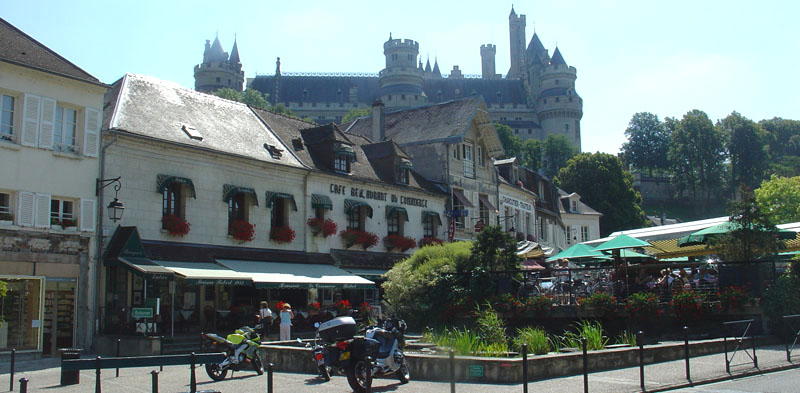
[[397, 159, 412, 185], [334, 143, 355, 174], [571, 200, 578, 212]]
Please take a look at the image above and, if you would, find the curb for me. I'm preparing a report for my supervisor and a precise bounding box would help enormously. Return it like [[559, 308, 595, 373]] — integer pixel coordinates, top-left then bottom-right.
[[646, 362, 800, 392]]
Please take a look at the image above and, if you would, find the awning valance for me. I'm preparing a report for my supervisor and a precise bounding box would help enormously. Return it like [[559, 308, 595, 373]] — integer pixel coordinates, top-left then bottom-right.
[[334, 143, 356, 158], [117, 257, 174, 281], [311, 194, 333, 210], [223, 184, 259, 206], [156, 174, 196, 199], [154, 260, 252, 286], [452, 189, 475, 208], [265, 191, 298, 211], [345, 199, 373, 218], [478, 194, 496, 212], [422, 210, 442, 226], [385, 205, 409, 221], [216, 259, 375, 289], [345, 268, 389, 278]]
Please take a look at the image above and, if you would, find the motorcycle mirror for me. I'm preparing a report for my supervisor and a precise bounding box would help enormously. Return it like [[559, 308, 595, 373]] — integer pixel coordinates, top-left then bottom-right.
[[314, 322, 320, 328]]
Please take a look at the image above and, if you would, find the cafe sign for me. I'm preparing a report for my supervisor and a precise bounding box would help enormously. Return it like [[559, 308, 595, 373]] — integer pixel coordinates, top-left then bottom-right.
[[329, 184, 429, 208], [188, 279, 251, 286], [500, 194, 533, 212], [132, 307, 154, 318]]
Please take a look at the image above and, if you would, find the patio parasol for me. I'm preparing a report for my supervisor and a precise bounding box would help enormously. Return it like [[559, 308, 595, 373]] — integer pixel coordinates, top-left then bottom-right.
[[546, 243, 606, 262], [594, 234, 653, 251], [677, 221, 797, 247]]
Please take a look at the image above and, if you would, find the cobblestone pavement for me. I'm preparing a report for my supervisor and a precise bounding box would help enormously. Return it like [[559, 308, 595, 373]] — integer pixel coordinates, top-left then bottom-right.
[[2, 344, 798, 392]]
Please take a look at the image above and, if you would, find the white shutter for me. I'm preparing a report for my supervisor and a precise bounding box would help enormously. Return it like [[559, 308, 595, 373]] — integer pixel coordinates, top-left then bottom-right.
[[38, 97, 56, 149], [84, 107, 100, 157], [21, 94, 41, 147], [18, 192, 35, 227], [34, 193, 51, 228], [80, 198, 96, 232]]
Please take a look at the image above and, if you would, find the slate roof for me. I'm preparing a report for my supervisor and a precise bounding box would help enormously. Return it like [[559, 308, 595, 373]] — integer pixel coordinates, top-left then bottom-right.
[[360, 140, 410, 160], [0, 17, 102, 85], [550, 47, 567, 66], [521, 168, 561, 218], [558, 189, 602, 216], [526, 32, 547, 61], [104, 73, 304, 168]]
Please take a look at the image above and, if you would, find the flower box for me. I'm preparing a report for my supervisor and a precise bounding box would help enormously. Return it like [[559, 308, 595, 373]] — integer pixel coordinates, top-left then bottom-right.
[[419, 236, 444, 247], [383, 234, 417, 252], [229, 220, 255, 243], [162, 215, 191, 237], [340, 229, 378, 249], [307, 217, 338, 237], [270, 226, 296, 244]]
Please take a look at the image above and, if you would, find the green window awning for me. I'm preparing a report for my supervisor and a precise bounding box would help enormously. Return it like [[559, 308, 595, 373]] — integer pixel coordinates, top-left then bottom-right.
[[217, 259, 375, 289], [116, 257, 174, 281], [156, 174, 197, 199], [265, 191, 298, 211], [223, 184, 258, 206], [399, 159, 413, 170], [311, 194, 333, 210], [345, 199, 373, 218], [422, 210, 443, 225], [334, 143, 356, 158], [385, 205, 409, 221], [154, 260, 252, 286]]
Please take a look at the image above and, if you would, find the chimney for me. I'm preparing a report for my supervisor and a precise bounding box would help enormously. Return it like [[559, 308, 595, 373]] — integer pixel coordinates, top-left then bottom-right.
[[371, 99, 385, 142]]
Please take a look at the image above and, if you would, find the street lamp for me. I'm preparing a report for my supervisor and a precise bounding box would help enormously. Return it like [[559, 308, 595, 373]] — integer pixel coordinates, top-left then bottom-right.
[[97, 177, 125, 223]]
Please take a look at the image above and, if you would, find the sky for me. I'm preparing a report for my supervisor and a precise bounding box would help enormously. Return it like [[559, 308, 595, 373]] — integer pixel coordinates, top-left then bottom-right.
[[4, 0, 799, 154]]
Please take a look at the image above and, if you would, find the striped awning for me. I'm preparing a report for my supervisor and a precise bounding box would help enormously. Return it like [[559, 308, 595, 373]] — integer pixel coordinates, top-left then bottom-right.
[[334, 143, 356, 158], [385, 205, 409, 221], [452, 188, 474, 208], [156, 174, 196, 199], [265, 191, 298, 211], [399, 158, 413, 170], [422, 211, 443, 225], [222, 184, 258, 206], [478, 194, 496, 212], [345, 199, 373, 218], [311, 194, 333, 210]]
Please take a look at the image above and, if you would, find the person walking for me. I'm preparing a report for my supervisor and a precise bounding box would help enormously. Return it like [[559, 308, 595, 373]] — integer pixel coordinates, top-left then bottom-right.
[[258, 301, 273, 341], [279, 303, 294, 341]]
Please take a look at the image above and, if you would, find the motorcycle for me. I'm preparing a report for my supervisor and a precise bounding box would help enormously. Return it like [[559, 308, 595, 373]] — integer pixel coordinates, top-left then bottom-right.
[[312, 316, 410, 393], [202, 325, 264, 381]]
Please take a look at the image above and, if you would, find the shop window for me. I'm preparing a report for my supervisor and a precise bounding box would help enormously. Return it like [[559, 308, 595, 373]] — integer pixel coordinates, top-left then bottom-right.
[[423, 215, 437, 237], [227, 193, 248, 233], [0, 277, 44, 351], [452, 193, 465, 228], [387, 210, 402, 235], [479, 198, 490, 227], [347, 206, 363, 231]]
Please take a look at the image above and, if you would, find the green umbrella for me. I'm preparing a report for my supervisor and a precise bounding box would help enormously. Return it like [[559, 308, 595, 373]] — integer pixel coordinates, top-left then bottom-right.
[[678, 221, 797, 247], [546, 243, 606, 262], [609, 249, 651, 259], [594, 234, 652, 251]]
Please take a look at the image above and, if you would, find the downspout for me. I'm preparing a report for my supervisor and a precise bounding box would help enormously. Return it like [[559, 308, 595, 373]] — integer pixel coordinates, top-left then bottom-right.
[[446, 144, 452, 240], [302, 168, 311, 252], [494, 164, 501, 227], [93, 131, 118, 344]]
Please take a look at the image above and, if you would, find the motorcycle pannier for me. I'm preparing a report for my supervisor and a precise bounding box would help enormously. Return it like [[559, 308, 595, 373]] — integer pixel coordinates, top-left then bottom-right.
[[318, 316, 357, 342], [351, 337, 381, 359]]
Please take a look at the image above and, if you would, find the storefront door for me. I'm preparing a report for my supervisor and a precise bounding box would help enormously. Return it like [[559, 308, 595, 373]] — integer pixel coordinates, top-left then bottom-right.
[[42, 280, 76, 357]]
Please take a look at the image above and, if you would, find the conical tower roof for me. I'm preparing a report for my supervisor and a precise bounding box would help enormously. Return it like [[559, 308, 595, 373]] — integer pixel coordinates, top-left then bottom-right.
[[550, 47, 567, 66], [229, 38, 240, 64], [208, 35, 227, 62], [424, 58, 431, 72], [433, 59, 441, 76]]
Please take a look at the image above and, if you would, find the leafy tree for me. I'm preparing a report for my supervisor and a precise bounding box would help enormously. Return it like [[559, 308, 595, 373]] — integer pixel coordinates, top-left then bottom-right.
[[667, 110, 727, 209], [759, 117, 800, 159], [755, 175, 800, 224], [241, 88, 270, 110], [519, 139, 543, 171], [494, 123, 542, 170], [543, 134, 577, 179], [212, 87, 243, 102], [620, 112, 671, 176], [771, 156, 800, 178], [341, 107, 371, 123], [554, 153, 647, 236], [718, 112, 769, 191], [713, 186, 785, 262], [495, 123, 522, 157], [466, 225, 520, 272]]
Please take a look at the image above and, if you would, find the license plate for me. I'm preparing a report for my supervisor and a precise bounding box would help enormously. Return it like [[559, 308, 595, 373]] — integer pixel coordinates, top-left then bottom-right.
[[340, 351, 350, 360]]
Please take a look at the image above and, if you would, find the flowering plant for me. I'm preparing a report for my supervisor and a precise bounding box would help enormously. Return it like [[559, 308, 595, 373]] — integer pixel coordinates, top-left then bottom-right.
[[359, 302, 372, 315], [625, 292, 661, 319], [229, 220, 255, 242], [162, 215, 190, 237], [493, 293, 524, 315], [334, 299, 351, 314], [718, 286, 750, 311], [340, 229, 378, 249], [671, 290, 715, 322], [577, 292, 617, 316], [525, 295, 554, 314], [419, 236, 444, 247], [383, 233, 417, 251], [269, 226, 296, 243], [61, 218, 77, 228], [309, 302, 321, 312], [307, 217, 338, 237]]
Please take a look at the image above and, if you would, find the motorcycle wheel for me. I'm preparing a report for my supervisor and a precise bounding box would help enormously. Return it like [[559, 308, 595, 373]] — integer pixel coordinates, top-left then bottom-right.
[[397, 359, 410, 384], [345, 360, 370, 393], [252, 353, 264, 375], [205, 363, 228, 381], [318, 364, 331, 382]]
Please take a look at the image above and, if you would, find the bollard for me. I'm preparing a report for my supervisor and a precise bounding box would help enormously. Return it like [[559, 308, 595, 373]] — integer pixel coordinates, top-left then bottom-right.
[[266, 363, 274, 393], [752, 335, 758, 368], [450, 349, 455, 393], [10, 348, 16, 391], [116, 339, 121, 377], [638, 331, 645, 392], [581, 337, 588, 393], [190, 352, 196, 393], [364, 356, 373, 393], [522, 343, 528, 393], [723, 336, 729, 373], [18, 378, 28, 393], [95, 356, 102, 393], [151, 370, 159, 393], [160, 336, 165, 372], [683, 326, 691, 382]]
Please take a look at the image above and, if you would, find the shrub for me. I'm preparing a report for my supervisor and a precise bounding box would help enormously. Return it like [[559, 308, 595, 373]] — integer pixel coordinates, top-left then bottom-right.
[[615, 330, 637, 347], [475, 304, 507, 349], [308, 302, 320, 312], [625, 292, 660, 319], [577, 292, 617, 317], [762, 273, 800, 330], [269, 226, 296, 243], [161, 215, 190, 237], [513, 327, 552, 355], [525, 295, 554, 314], [493, 293, 524, 316], [307, 217, 338, 237], [424, 327, 483, 356], [229, 220, 255, 242], [419, 236, 444, 247], [718, 286, 751, 311], [383, 233, 417, 251]]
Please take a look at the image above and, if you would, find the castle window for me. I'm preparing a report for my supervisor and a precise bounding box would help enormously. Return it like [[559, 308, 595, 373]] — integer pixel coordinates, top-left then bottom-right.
[[528, 129, 532, 134], [543, 99, 547, 104], [407, 54, 412, 61], [564, 124, 569, 131], [227, 79, 231, 85], [312, 103, 316, 107], [514, 129, 518, 134], [569, 98, 573, 103], [216, 77, 220, 83], [555, 79, 560, 85], [556, 98, 560, 103], [401, 94, 405, 100]]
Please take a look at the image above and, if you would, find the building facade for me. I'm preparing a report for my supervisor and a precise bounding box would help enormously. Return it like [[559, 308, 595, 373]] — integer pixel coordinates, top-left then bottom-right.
[[558, 190, 602, 247], [0, 18, 107, 357]]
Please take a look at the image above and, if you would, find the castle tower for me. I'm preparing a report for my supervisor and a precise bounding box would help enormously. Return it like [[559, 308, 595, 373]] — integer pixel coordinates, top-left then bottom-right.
[[379, 36, 426, 108], [534, 47, 583, 151], [194, 35, 245, 93], [480, 44, 497, 79], [507, 7, 526, 78]]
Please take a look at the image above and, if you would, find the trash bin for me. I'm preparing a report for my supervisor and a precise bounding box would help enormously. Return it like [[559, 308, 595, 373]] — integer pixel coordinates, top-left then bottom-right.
[[59, 348, 83, 385]]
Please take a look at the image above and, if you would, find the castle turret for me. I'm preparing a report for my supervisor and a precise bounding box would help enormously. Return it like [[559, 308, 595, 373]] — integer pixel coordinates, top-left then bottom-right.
[[507, 7, 526, 78], [480, 44, 497, 79], [194, 34, 245, 93], [534, 47, 583, 151], [379, 36, 426, 108]]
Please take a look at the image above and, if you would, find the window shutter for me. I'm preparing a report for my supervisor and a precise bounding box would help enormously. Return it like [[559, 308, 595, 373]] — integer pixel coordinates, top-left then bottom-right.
[[34, 193, 51, 228], [84, 107, 100, 157], [80, 198, 96, 232], [18, 192, 35, 227], [21, 94, 41, 147], [38, 97, 56, 149]]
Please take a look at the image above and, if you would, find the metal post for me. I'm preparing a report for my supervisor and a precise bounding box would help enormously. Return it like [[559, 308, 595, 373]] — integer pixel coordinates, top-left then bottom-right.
[[116, 339, 121, 377], [160, 336, 164, 372], [151, 370, 159, 393], [95, 356, 102, 393], [190, 352, 196, 393], [266, 363, 274, 393], [752, 334, 758, 368], [365, 356, 373, 393], [581, 337, 588, 393], [724, 336, 729, 373], [683, 326, 690, 382], [450, 349, 455, 393], [18, 378, 27, 393], [638, 331, 645, 392], [522, 343, 528, 393], [10, 348, 15, 391]]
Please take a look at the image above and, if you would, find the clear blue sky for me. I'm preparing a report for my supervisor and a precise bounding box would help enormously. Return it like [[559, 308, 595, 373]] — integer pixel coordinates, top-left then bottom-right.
[[5, 0, 799, 154]]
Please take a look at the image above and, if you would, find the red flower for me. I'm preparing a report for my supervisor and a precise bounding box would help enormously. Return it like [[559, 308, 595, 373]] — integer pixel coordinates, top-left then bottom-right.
[[229, 220, 255, 242], [309, 302, 321, 312], [270, 226, 296, 243], [162, 215, 191, 237], [307, 217, 338, 237], [341, 229, 378, 249], [383, 234, 417, 251], [419, 236, 444, 247]]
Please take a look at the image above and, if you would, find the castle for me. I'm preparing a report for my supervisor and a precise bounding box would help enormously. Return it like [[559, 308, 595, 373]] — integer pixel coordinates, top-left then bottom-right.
[[193, 7, 583, 150]]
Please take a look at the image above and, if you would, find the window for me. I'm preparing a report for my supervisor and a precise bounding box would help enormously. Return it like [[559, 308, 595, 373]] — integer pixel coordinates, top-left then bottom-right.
[[565, 225, 572, 245], [271, 198, 287, 227], [452, 145, 460, 160], [387, 210, 401, 235], [50, 198, 74, 225], [423, 215, 437, 237], [0, 192, 11, 218], [463, 144, 474, 178], [538, 218, 546, 241], [571, 200, 578, 212], [581, 226, 589, 242], [525, 213, 531, 237], [227, 193, 247, 233], [398, 167, 409, 184], [479, 197, 490, 226], [477, 146, 484, 167], [215, 77, 220, 83], [334, 154, 351, 173], [452, 193, 465, 228], [555, 98, 560, 103], [555, 79, 560, 85], [315, 207, 325, 220], [504, 207, 512, 231], [1, 95, 14, 140], [527, 129, 532, 134], [347, 206, 363, 231], [514, 129, 518, 134], [54, 106, 77, 152], [162, 183, 183, 227]]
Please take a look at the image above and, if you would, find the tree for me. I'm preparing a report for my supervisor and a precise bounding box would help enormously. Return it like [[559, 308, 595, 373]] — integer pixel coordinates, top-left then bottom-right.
[[554, 153, 647, 236], [241, 88, 270, 110], [713, 186, 785, 262], [543, 134, 577, 179], [718, 112, 769, 192], [466, 225, 520, 272], [620, 112, 671, 176], [494, 123, 542, 170], [759, 117, 800, 159], [519, 139, 543, 171], [667, 110, 727, 209], [212, 87, 243, 102], [755, 175, 800, 224], [341, 107, 371, 123]]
